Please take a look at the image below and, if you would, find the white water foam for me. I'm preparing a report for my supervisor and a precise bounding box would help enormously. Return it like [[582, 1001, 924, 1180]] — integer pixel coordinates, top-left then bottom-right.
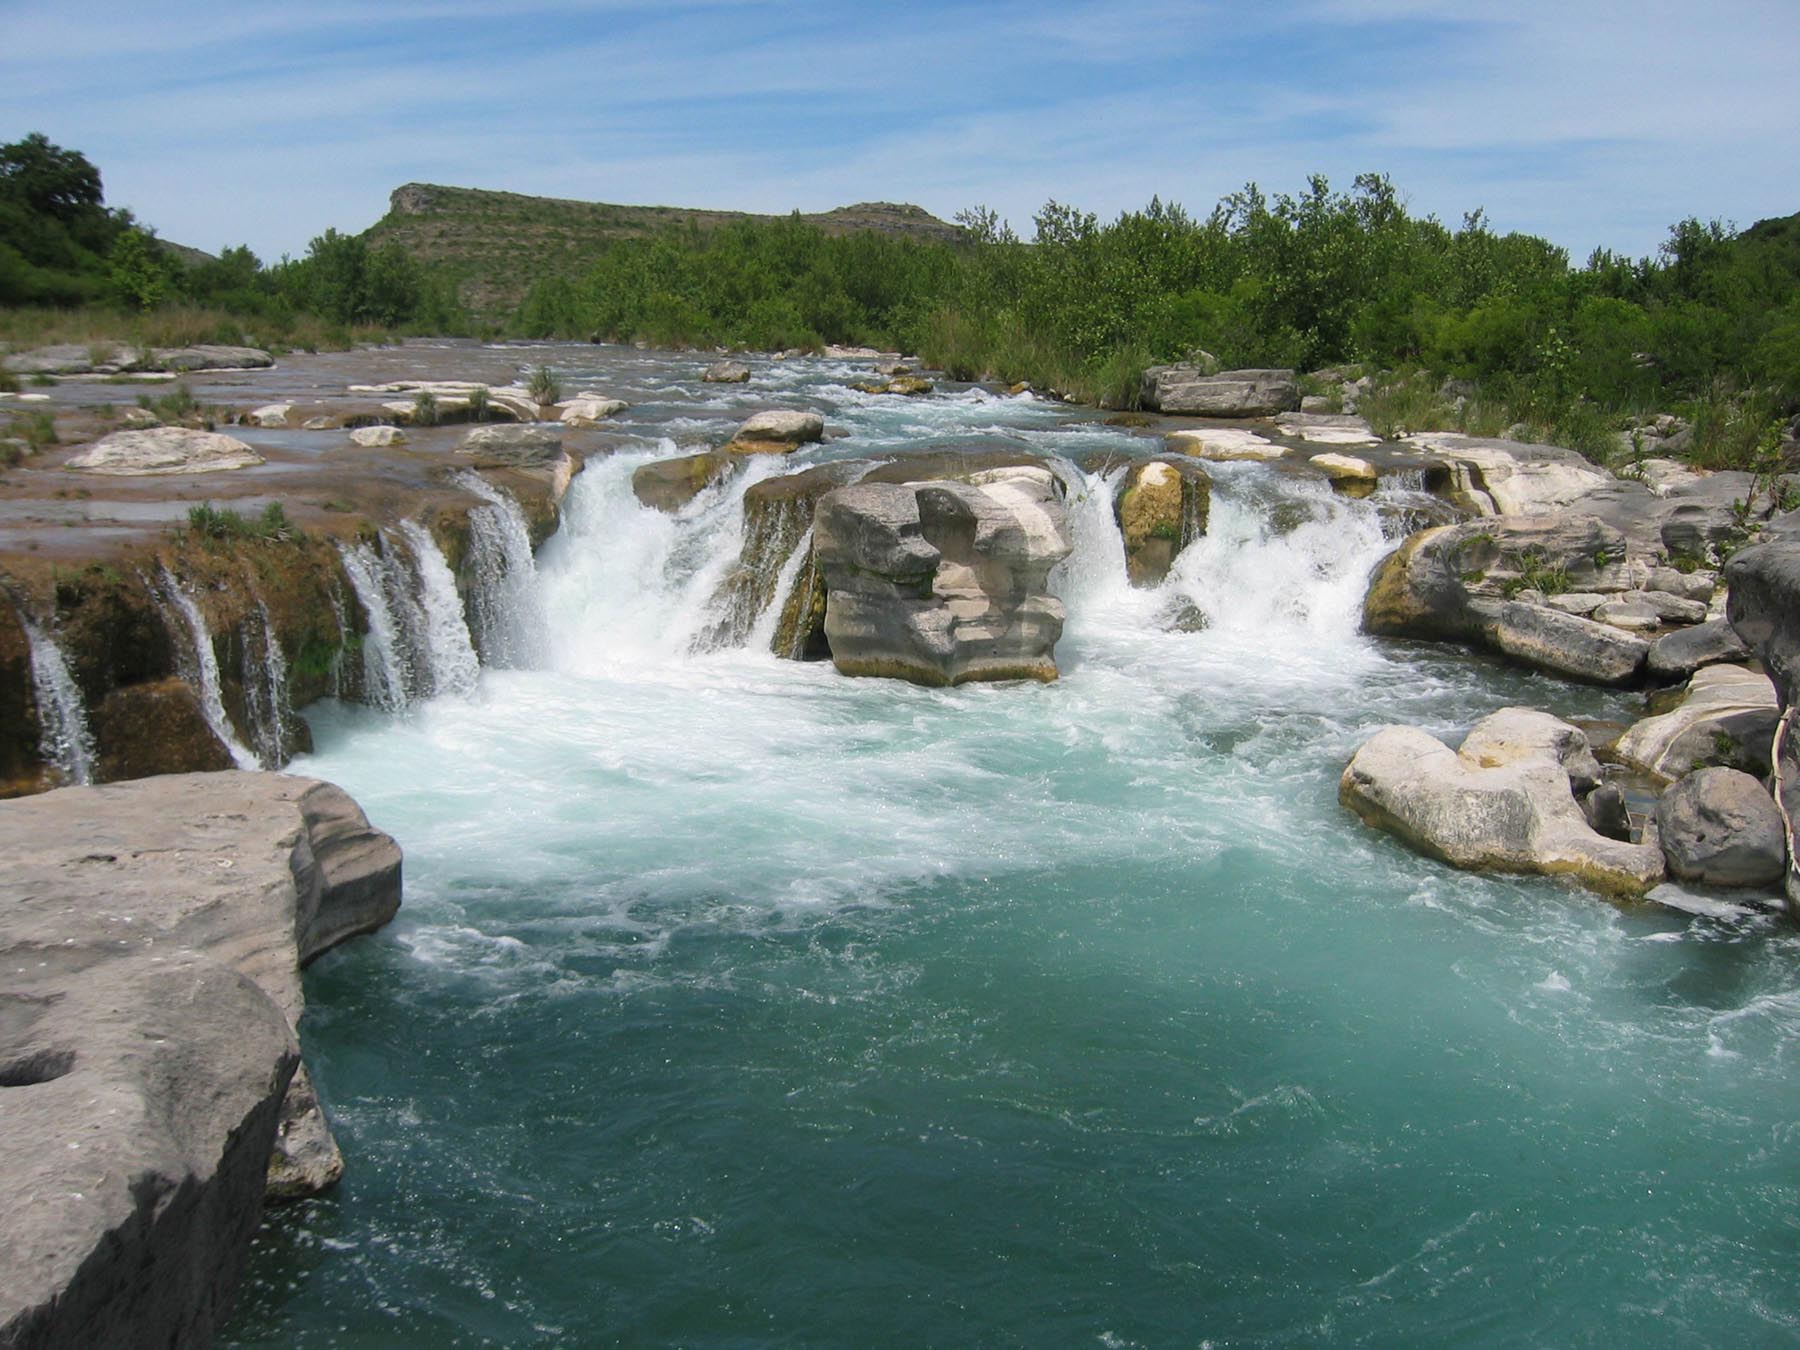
[[22, 618, 96, 784]]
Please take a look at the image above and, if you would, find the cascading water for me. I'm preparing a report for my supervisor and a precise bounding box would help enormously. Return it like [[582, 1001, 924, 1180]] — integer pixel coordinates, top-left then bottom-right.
[[151, 568, 260, 771], [22, 618, 96, 785], [239, 599, 291, 769], [747, 524, 816, 655], [336, 539, 417, 713], [396, 520, 480, 699], [458, 472, 546, 668], [236, 351, 1800, 1350]]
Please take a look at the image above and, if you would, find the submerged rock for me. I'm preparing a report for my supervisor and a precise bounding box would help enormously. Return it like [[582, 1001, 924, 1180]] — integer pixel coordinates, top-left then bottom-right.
[[1339, 711, 1665, 897], [65, 427, 264, 476], [0, 773, 402, 1347], [815, 466, 1072, 685], [459, 424, 564, 468], [1140, 366, 1300, 417]]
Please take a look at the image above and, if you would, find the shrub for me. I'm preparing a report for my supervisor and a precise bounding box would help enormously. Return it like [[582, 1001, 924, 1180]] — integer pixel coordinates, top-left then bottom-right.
[[467, 384, 489, 422], [184, 500, 297, 544], [526, 365, 560, 405], [411, 389, 439, 426]]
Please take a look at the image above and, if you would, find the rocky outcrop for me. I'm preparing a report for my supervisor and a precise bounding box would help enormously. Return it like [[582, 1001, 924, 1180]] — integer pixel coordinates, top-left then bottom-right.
[[631, 450, 738, 513], [0, 772, 402, 1348], [1339, 711, 1665, 897], [814, 466, 1072, 685], [1162, 427, 1283, 461], [723, 410, 826, 455], [1725, 538, 1800, 905], [1276, 412, 1378, 446], [1613, 665, 1779, 781], [1113, 458, 1210, 586], [1308, 453, 1379, 497], [1653, 767, 1787, 888], [458, 423, 564, 468], [1404, 434, 1612, 517], [1140, 366, 1300, 417], [2, 344, 273, 376], [65, 427, 264, 476]]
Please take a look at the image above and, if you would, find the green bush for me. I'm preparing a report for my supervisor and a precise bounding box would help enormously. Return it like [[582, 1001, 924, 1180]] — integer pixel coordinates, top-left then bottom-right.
[[526, 365, 560, 405]]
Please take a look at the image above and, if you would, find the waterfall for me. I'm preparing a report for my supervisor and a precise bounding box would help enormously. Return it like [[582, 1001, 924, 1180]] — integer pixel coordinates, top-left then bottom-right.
[[326, 584, 350, 699], [152, 569, 260, 771], [397, 520, 480, 698], [22, 619, 96, 785], [337, 538, 419, 712], [240, 599, 291, 768], [458, 472, 546, 668], [746, 524, 816, 656]]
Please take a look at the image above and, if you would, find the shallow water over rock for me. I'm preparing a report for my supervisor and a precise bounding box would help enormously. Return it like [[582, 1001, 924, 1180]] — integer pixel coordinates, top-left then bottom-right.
[[221, 348, 1800, 1347]]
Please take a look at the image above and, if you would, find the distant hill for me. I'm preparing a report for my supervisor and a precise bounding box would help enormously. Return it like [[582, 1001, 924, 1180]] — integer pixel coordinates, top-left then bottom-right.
[[362, 183, 967, 322]]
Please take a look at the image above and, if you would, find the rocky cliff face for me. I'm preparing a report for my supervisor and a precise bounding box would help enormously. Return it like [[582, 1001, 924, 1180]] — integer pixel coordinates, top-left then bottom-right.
[[0, 772, 402, 1348], [1725, 528, 1800, 905]]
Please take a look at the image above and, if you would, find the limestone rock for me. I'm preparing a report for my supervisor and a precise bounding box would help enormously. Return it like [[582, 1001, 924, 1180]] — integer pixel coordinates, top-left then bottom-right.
[[1478, 601, 1650, 686], [151, 344, 274, 373], [458, 423, 564, 467], [1308, 452, 1379, 497], [724, 410, 826, 455], [631, 450, 738, 513], [1647, 618, 1749, 682], [2, 343, 272, 376], [1613, 664, 1779, 780], [1140, 366, 1300, 417], [1726, 538, 1800, 905], [1404, 434, 1611, 517], [1277, 412, 1379, 445], [349, 424, 405, 448], [1458, 707, 1603, 793], [1340, 716, 1665, 896], [1593, 596, 1663, 631], [89, 678, 235, 781], [558, 395, 627, 426], [1647, 566, 1716, 602], [66, 427, 264, 476], [815, 467, 1072, 685], [1162, 428, 1284, 462], [0, 773, 402, 1347], [703, 360, 751, 384], [1114, 458, 1210, 587], [244, 403, 294, 429], [1653, 767, 1787, 887]]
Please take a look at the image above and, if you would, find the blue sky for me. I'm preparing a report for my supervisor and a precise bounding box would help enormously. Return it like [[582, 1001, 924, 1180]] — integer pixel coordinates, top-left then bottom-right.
[[4, 0, 1795, 264]]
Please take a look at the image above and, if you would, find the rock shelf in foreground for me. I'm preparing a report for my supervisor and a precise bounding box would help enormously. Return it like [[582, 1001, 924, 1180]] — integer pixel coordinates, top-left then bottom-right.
[[0, 772, 402, 1349]]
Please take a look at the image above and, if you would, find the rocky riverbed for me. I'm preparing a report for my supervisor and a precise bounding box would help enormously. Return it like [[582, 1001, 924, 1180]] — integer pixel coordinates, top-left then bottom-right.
[[2, 340, 1796, 1345]]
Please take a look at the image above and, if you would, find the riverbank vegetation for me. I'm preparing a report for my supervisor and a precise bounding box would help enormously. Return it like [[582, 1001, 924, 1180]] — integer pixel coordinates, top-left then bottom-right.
[[5, 133, 1795, 469]]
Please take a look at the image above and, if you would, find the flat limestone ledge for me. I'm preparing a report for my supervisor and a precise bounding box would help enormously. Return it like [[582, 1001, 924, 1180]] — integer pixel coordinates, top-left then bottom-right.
[[0, 772, 402, 1350]]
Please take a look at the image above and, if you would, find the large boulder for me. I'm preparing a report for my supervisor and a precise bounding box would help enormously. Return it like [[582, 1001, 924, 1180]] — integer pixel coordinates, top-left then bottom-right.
[[1340, 713, 1665, 897], [814, 466, 1072, 685], [0, 773, 402, 1347], [1725, 538, 1800, 906], [1140, 366, 1300, 417], [1113, 458, 1210, 587], [631, 450, 738, 513], [723, 410, 826, 455], [1646, 618, 1750, 682], [1477, 602, 1651, 687], [1613, 664, 1779, 781], [1653, 767, 1788, 888], [1404, 434, 1612, 517], [703, 360, 751, 384], [558, 395, 627, 426], [65, 427, 264, 476]]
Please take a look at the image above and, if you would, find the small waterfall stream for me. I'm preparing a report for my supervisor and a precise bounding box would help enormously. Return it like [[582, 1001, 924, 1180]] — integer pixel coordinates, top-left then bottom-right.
[[458, 473, 546, 668], [397, 520, 481, 699], [22, 619, 96, 785], [152, 569, 260, 771]]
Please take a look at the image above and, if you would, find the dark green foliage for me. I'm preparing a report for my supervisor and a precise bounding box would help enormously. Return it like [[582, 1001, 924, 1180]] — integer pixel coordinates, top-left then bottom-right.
[[525, 365, 560, 405], [0, 133, 125, 305]]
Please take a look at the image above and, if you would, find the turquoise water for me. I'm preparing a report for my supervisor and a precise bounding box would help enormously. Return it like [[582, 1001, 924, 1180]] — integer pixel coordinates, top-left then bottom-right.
[[223, 356, 1800, 1347]]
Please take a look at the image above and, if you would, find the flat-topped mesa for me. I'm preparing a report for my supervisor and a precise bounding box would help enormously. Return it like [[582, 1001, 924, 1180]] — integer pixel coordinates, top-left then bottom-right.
[[813, 466, 1073, 686]]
